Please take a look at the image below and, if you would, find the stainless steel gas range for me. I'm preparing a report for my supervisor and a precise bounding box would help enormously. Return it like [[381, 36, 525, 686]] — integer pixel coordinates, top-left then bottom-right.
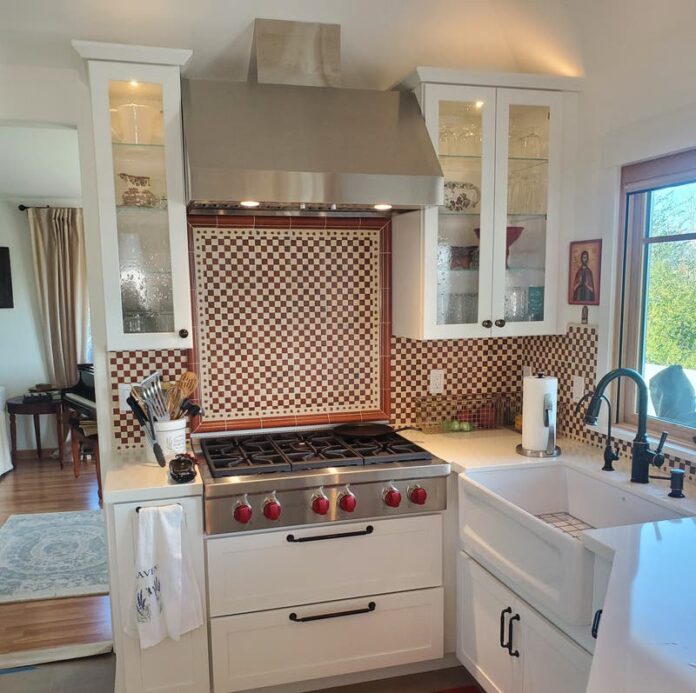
[[197, 427, 450, 535]]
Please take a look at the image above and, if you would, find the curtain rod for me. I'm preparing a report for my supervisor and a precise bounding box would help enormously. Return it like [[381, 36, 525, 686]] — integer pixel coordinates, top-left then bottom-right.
[[18, 204, 51, 212]]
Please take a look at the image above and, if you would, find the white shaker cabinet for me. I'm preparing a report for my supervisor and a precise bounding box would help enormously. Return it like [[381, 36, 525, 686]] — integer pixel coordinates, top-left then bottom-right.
[[457, 552, 591, 693], [107, 495, 209, 693], [393, 69, 581, 339], [73, 42, 193, 350]]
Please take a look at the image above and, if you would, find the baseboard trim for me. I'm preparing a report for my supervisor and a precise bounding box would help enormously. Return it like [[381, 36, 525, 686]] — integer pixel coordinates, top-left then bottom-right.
[[0, 640, 113, 670], [252, 653, 461, 693]]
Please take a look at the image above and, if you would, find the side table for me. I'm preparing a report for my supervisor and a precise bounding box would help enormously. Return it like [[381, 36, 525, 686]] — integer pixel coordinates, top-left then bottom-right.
[[6, 396, 64, 468]]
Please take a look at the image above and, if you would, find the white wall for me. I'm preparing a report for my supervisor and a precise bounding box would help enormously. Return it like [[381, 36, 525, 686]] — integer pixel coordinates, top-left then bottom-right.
[[560, 0, 696, 380], [0, 64, 110, 463], [0, 201, 52, 449]]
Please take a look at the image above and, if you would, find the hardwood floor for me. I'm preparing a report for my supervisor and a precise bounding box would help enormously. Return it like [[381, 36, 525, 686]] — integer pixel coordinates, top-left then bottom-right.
[[0, 455, 112, 657], [0, 454, 101, 527]]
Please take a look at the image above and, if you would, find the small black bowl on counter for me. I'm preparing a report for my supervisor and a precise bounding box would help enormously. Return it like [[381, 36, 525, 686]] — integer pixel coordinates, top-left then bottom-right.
[[169, 454, 198, 483]]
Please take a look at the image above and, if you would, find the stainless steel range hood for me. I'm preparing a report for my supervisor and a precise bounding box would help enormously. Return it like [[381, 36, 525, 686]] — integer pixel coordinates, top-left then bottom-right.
[[182, 20, 443, 212]]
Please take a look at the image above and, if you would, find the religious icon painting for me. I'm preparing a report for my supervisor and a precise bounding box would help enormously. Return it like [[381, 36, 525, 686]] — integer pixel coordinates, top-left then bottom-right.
[[568, 239, 601, 306]]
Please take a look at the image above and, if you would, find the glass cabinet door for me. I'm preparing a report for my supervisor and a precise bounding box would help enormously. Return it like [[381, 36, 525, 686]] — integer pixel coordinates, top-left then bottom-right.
[[88, 61, 191, 350], [424, 85, 497, 338], [110, 80, 174, 335], [492, 89, 562, 335]]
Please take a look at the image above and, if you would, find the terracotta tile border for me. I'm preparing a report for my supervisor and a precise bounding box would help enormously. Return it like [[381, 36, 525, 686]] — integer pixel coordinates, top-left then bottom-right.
[[187, 215, 391, 433]]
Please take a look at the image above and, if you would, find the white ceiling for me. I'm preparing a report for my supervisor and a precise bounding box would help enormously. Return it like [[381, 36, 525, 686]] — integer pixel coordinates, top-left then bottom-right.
[[0, 0, 584, 88], [0, 126, 81, 199]]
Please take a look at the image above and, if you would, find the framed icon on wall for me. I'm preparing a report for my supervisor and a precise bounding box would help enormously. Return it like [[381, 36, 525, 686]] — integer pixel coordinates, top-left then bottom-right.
[[568, 239, 601, 306]]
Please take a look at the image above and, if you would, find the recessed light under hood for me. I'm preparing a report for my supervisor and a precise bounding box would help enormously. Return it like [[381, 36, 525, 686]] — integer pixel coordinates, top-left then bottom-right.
[[182, 19, 443, 213]]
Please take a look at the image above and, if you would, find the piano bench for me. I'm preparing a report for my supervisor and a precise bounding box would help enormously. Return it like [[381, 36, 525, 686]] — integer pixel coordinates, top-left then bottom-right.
[[69, 418, 102, 502]]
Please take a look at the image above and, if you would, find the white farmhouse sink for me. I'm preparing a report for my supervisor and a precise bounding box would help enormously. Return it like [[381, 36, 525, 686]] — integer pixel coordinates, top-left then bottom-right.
[[459, 461, 691, 625]]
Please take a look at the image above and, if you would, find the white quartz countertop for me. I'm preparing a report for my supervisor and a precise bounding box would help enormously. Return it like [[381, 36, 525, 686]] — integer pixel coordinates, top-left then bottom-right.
[[399, 427, 604, 474], [583, 518, 696, 693], [103, 450, 203, 504], [402, 426, 696, 692]]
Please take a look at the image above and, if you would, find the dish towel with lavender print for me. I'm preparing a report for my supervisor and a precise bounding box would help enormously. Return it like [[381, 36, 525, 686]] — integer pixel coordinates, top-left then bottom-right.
[[125, 503, 204, 649]]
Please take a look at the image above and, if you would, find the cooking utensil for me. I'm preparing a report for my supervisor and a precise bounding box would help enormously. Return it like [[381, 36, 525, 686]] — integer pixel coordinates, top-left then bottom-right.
[[140, 372, 170, 421], [166, 384, 183, 419], [177, 371, 198, 401], [126, 395, 166, 467], [333, 423, 395, 438], [179, 399, 204, 419]]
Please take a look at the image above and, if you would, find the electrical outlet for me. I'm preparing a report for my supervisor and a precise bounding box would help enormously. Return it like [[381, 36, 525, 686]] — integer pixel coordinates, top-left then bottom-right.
[[522, 365, 533, 378], [118, 383, 133, 413], [572, 375, 585, 403], [429, 369, 445, 395]]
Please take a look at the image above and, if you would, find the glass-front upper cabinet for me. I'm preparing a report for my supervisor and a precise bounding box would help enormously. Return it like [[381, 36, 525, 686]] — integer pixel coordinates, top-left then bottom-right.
[[392, 79, 570, 341], [491, 89, 563, 336], [422, 85, 497, 339], [87, 60, 192, 350]]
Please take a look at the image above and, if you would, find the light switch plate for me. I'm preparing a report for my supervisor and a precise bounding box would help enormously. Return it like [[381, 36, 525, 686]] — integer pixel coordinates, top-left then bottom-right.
[[429, 369, 445, 395], [572, 375, 585, 403], [522, 365, 532, 378], [118, 383, 133, 413]]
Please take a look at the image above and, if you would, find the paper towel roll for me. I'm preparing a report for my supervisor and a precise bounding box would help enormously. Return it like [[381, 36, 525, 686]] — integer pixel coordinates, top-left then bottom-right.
[[522, 375, 557, 452]]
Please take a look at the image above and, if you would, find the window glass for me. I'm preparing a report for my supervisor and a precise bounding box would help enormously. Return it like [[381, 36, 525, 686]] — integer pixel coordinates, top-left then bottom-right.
[[637, 182, 696, 430]]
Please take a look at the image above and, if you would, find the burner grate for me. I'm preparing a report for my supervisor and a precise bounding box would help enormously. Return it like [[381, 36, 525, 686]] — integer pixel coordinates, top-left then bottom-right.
[[200, 430, 431, 477]]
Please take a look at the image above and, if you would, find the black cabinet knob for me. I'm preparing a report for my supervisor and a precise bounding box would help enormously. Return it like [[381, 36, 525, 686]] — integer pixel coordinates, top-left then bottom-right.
[[482, 320, 493, 328], [495, 319, 506, 328], [178, 328, 189, 338]]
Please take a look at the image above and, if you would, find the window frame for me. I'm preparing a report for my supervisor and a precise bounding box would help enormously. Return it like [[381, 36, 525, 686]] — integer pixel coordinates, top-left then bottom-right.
[[616, 148, 696, 447]]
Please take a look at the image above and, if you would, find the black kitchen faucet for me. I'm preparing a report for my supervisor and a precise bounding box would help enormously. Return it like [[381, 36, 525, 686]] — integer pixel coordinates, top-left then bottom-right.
[[581, 368, 667, 484]]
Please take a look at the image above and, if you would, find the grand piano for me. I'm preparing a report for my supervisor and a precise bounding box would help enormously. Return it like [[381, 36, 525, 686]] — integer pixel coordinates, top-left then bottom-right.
[[62, 363, 101, 499], [61, 363, 97, 420]]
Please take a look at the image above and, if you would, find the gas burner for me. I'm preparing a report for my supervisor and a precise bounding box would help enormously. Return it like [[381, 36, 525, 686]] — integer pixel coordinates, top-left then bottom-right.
[[200, 428, 431, 478], [337, 433, 432, 465], [202, 435, 292, 476], [272, 432, 362, 471]]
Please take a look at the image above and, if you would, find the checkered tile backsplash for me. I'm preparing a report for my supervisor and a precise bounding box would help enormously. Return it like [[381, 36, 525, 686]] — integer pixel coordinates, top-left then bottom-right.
[[108, 349, 189, 449], [191, 224, 385, 425], [390, 335, 527, 427]]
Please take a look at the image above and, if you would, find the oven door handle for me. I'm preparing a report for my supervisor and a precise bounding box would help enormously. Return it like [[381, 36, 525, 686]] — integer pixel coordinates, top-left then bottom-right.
[[289, 601, 376, 623], [286, 525, 374, 543]]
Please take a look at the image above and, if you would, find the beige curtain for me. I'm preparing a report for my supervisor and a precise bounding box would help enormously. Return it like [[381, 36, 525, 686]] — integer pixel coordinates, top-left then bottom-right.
[[28, 207, 89, 388]]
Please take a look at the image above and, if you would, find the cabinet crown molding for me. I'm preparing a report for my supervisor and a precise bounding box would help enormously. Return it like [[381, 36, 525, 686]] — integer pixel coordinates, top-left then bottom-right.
[[72, 40, 192, 68]]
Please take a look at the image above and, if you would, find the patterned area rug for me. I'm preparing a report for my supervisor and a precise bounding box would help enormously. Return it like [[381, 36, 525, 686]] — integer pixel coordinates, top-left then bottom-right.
[[0, 510, 108, 603]]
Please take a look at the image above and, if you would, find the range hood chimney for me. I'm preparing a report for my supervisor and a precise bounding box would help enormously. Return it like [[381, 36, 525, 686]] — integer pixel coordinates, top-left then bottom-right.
[[183, 19, 443, 212]]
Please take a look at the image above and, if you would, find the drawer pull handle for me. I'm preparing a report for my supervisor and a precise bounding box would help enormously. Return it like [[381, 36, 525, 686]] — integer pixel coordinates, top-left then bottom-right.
[[289, 601, 376, 623], [591, 608, 603, 639], [507, 613, 520, 657], [135, 503, 182, 513], [286, 525, 374, 543], [500, 606, 512, 649]]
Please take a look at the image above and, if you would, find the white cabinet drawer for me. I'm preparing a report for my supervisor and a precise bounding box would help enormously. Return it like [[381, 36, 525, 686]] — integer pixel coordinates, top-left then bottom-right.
[[207, 514, 442, 616], [210, 587, 444, 692]]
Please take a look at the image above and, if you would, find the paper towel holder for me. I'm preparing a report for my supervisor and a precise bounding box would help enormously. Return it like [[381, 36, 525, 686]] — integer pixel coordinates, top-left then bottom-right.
[[516, 391, 561, 458]]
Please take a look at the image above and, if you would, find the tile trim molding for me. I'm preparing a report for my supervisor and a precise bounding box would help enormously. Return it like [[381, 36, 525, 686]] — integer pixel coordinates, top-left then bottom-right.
[[186, 215, 392, 433]]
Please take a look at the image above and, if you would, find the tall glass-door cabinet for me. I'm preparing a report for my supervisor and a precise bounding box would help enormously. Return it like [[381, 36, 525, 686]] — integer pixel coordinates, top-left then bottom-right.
[[82, 53, 193, 350], [393, 71, 578, 339]]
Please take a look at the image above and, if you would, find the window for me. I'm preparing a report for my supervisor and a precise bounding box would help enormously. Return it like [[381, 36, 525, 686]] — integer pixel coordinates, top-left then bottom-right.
[[618, 149, 696, 446]]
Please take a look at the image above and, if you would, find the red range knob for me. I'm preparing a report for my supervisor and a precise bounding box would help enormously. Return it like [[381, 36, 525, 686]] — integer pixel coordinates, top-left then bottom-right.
[[409, 486, 427, 505], [312, 495, 330, 515], [263, 500, 282, 521], [384, 487, 402, 508], [234, 502, 252, 524], [339, 492, 357, 513]]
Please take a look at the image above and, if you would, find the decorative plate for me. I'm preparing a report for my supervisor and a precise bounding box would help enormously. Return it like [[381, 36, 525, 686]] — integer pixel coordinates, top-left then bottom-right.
[[444, 181, 481, 212]]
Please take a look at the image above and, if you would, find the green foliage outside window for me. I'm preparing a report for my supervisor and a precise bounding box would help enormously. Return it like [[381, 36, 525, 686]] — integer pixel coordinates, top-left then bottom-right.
[[644, 185, 696, 370]]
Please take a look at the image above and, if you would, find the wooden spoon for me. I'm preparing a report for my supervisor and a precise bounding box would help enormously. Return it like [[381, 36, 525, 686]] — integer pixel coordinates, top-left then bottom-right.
[[178, 371, 198, 401]]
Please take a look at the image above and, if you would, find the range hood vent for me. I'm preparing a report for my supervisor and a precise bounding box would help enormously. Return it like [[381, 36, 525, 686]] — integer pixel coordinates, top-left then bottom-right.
[[183, 19, 443, 212]]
